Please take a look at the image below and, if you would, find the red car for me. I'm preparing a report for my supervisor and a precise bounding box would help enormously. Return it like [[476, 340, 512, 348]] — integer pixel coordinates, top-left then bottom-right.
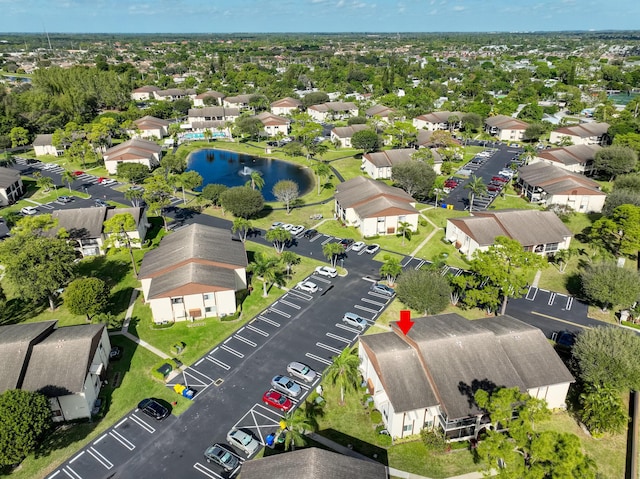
[[444, 180, 459, 188], [262, 389, 292, 412], [97, 177, 107, 184], [491, 176, 509, 183], [72, 170, 84, 177], [487, 184, 502, 192]]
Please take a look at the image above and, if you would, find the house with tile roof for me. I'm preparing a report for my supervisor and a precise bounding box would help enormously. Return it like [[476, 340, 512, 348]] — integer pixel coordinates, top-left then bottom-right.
[[102, 138, 162, 174], [193, 90, 225, 107], [241, 447, 386, 479], [365, 104, 397, 124], [132, 115, 170, 140], [0, 167, 24, 206], [138, 223, 248, 323], [270, 97, 302, 116], [308, 101, 358, 122], [0, 321, 110, 422], [334, 176, 419, 237], [51, 206, 148, 257], [445, 209, 572, 258], [131, 85, 160, 101], [359, 314, 573, 440], [256, 111, 290, 137], [549, 122, 609, 146], [517, 163, 606, 213], [223, 94, 254, 110], [330, 124, 370, 148], [361, 148, 416, 179], [413, 110, 463, 131], [484, 115, 529, 141], [529, 144, 602, 175]]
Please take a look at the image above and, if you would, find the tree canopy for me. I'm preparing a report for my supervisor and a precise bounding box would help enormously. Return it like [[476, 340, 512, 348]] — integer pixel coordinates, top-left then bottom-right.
[[579, 262, 640, 311], [65, 277, 110, 321], [391, 160, 437, 200], [396, 269, 451, 315], [220, 186, 264, 218]]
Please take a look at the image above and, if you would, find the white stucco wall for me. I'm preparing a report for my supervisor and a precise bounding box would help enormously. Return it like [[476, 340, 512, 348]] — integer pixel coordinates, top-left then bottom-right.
[[527, 382, 571, 410], [105, 157, 156, 175]]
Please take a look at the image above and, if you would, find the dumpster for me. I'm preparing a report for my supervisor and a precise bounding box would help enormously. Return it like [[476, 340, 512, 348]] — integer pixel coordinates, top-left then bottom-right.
[[173, 383, 196, 400]]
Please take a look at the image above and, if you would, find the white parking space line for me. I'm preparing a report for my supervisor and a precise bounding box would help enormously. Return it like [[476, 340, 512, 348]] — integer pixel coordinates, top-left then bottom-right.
[[186, 366, 215, 383], [309, 234, 321, 242], [182, 368, 212, 386], [193, 462, 224, 479], [109, 430, 135, 451], [305, 352, 332, 366], [361, 298, 385, 307], [312, 276, 332, 284], [87, 447, 113, 469], [321, 236, 333, 245], [326, 332, 352, 344], [316, 342, 342, 354], [287, 290, 312, 301], [566, 296, 574, 310], [62, 466, 82, 479], [415, 260, 425, 269], [258, 316, 280, 327], [46, 470, 62, 479], [129, 413, 155, 433], [206, 356, 230, 370], [355, 304, 379, 314], [269, 307, 291, 318], [93, 433, 108, 445], [368, 291, 392, 300], [357, 249, 367, 256], [69, 451, 85, 463], [336, 323, 363, 334], [279, 299, 301, 309], [221, 344, 244, 358], [234, 334, 257, 347], [548, 292, 556, 306], [246, 324, 269, 336], [195, 358, 205, 366]]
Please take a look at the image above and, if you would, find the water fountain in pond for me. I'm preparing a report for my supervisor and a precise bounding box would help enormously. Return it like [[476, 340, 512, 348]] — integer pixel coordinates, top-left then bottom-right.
[[239, 166, 256, 176]]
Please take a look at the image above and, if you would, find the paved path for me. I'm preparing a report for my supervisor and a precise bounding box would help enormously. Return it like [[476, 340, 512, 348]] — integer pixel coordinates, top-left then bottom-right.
[[410, 211, 442, 257]]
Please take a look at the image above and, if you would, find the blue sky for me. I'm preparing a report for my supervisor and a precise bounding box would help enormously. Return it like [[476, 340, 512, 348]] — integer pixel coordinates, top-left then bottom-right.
[[0, 0, 638, 33]]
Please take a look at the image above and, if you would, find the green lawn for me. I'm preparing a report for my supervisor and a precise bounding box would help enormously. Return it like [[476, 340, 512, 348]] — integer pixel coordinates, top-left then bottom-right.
[[330, 155, 365, 180]]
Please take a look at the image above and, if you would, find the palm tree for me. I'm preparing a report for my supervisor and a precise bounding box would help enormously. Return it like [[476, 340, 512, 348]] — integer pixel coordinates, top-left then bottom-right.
[[280, 408, 316, 451], [464, 175, 487, 215], [247, 252, 284, 297], [324, 345, 361, 405], [203, 129, 212, 143], [61, 170, 75, 192], [246, 170, 264, 191], [232, 218, 252, 243], [280, 251, 300, 276], [311, 161, 332, 195], [125, 188, 144, 207], [553, 247, 577, 273], [397, 221, 412, 246], [35, 173, 54, 192], [380, 257, 402, 286], [265, 227, 292, 254], [322, 242, 344, 267]]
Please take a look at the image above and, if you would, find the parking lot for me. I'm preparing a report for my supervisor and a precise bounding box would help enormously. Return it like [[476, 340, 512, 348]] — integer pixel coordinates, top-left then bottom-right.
[[48, 262, 395, 479]]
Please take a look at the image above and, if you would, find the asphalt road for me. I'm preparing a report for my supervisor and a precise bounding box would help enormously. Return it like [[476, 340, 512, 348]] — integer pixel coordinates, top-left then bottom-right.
[[12, 157, 604, 479]]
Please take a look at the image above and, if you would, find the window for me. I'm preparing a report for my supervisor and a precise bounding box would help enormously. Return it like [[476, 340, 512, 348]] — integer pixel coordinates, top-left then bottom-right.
[[205, 307, 212, 313], [403, 424, 412, 433], [203, 294, 211, 300], [424, 420, 434, 429], [171, 298, 183, 304]]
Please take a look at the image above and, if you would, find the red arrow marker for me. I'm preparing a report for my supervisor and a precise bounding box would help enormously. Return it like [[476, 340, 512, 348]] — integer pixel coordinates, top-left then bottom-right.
[[397, 310, 414, 336]]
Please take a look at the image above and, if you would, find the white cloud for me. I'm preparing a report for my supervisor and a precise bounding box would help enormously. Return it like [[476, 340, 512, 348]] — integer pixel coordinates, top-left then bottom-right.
[[452, 5, 466, 11]]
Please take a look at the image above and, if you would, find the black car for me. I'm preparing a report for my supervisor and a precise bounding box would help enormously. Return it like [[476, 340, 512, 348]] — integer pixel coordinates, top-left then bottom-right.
[[138, 398, 169, 420], [303, 229, 318, 239], [109, 346, 123, 360], [339, 238, 354, 248]]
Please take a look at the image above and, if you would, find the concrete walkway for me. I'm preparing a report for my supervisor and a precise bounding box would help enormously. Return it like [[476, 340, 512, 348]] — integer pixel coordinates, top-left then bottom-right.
[[409, 212, 442, 258], [108, 288, 170, 360], [308, 432, 489, 479]]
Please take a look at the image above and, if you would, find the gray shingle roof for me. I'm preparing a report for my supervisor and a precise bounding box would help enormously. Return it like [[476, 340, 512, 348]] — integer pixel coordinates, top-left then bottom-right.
[[0, 321, 57, 393], [364, 148, 414, 168], [139, 223, 247, 279], [240, 447, 387, 479], [21, 324, 105, 397], [518, 163, 601, 192], [415, 110, 463, 123], [335, 176, 414, 209], [360, 333, 438, 412], [147, 262, 239, 299], [52, 207, 108, 239], [449, 209, 572, 247], [485, 114, 529, 130], [364, 314, 574, 421], [32, 133, 54, 147], [365, 104, 395, 117], [104, 138, 162, 157], [331, 124, 369, 138], [552, 122, 609, 138], [536, 144, 601, 166], [309, 101, 357, 112], [0, 167, 20, 188]]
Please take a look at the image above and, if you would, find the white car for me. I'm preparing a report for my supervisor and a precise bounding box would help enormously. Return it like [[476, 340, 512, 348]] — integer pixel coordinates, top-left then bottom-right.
[[315, 266, 337, 278], [351, 241, 366, 252], [365, 244, 380, 254], [289, 225, 305, 236], [226, 428, 260, 456], [286, 362, 316, 383], [296, 281, 319, 293], [343, 312, 368, 330], [282, 224, 294, 231], [100, 179, 117, 186], [20, 206, 37, 215], [270, 221, 284, 230]]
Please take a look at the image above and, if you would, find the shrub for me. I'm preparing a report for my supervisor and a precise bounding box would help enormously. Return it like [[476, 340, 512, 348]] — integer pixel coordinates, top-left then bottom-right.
[[421, 428, 448, 454], [370, 409, 382, 424]]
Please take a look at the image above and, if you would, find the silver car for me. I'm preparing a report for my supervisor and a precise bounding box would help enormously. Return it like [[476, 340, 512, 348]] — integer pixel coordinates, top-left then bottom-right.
[[271, 375, 301, 397], [226, 428, 260, 456], [287, 362, 316, 383], [204, 443, 239, 471], [342, 312, 368, 330]]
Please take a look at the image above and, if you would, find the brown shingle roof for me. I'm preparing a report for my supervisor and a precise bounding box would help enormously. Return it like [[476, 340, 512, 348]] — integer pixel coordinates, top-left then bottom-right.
[[104, 138, 162, 159], [331, 124, 369, 138], [536, 144, 601, 166], [309, 101, 357, 112], [271, 97, 302, 108], [518, 163, 603, 195], [485, 114, 529, 130], [364, 148, 414, 168], [552, 122, 609, 139]]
